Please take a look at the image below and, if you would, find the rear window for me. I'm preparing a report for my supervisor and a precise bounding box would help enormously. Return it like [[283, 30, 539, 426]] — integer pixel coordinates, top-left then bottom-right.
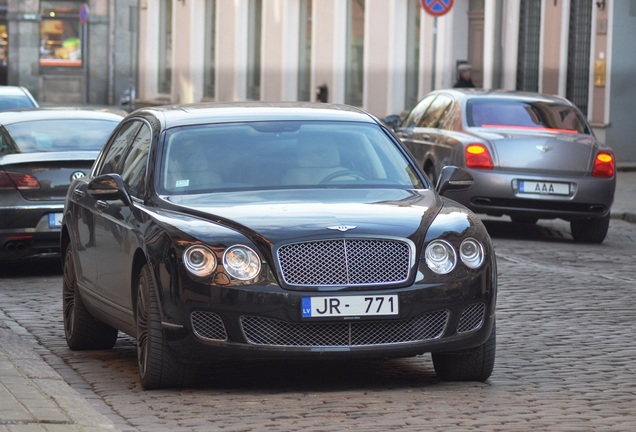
[[7, 119, 119, 152], [0, 96, 37, 110], [466, 98, 590, 134]]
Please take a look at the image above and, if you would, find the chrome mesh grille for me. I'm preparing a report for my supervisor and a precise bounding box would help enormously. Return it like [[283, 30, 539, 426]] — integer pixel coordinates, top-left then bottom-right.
[[240, 311, 449, 347], [277, 239, 411, 286], [191, 311, 228, 341], [456, 303, 486, 334]]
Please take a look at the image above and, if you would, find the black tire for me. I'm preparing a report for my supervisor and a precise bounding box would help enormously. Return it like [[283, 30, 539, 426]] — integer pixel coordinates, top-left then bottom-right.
[[431, 323, 496, 382], [570, 214, 610, 243], [63, 248, 118, 350], [136, 263, 193, 389]]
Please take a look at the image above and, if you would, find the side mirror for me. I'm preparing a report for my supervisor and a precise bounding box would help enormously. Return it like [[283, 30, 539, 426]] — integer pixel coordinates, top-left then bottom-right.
[[382, 114, 402, 131], [436, 166, 474, 196], [87, 174, 132, 206]]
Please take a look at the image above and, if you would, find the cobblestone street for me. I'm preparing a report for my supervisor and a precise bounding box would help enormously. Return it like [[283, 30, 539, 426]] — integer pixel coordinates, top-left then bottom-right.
[[2, 217, 636, 431]]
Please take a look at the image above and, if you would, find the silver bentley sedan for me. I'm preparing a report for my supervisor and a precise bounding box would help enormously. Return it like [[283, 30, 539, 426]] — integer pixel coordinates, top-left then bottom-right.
[[385, 90, 616, 243]]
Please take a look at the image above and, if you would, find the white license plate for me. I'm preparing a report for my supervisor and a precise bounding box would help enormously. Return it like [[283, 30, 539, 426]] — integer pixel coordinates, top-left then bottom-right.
[[48, 212, 63, 228], [301, 295, 398, 319], [519, 180, 570, 196]]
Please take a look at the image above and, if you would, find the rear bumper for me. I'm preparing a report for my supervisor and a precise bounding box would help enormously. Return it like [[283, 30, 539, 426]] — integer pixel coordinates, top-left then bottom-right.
[[445, 169, 616, 220], [0, 204, 64, 260]]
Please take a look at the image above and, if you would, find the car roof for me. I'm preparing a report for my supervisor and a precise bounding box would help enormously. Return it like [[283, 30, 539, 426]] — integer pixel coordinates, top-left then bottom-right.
[[0, 106, 126, 125], [0, 85, 32, 96], [433, 88, 574, 105], [132, 102, 380, 128]]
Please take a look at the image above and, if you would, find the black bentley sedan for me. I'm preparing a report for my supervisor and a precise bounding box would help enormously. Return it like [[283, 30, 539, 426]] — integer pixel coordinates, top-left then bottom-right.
[[61, 102, 497, 389]]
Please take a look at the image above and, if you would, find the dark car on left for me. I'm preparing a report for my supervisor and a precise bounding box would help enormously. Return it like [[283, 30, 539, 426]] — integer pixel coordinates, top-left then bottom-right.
[[0, 107, 124, 261]]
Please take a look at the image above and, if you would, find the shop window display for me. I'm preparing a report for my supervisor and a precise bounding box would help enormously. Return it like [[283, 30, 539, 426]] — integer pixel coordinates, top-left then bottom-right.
[[39, 1, 82, 67]]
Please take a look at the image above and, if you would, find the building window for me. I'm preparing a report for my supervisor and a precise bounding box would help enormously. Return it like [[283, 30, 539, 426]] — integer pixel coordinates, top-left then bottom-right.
[[405, 0, 421, 110], [246, 0, 262, 100], [39, 1, 82, 68], [345, 0, 365, 107], [158, 0, 172, 95], [203, 0, 216, 99], [516, 0, 540, 92], [297, 0, 312, 101], [566, 0, 593, 115]]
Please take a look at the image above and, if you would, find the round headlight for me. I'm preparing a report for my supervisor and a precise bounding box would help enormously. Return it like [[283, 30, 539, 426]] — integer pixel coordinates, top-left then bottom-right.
[[425, 240, 457, 274], [460, 238, 485, 269], [223, 245, 261, 280], [183, 245, 217, 277]]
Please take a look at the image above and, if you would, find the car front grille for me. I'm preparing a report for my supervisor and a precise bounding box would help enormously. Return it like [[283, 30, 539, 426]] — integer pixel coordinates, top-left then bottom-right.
[[240, 311, 449, 347], [277, 238, 411, 286]]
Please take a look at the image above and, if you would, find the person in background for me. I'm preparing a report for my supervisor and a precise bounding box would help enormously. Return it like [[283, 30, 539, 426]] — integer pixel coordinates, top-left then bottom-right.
[[453, 63, 475, 88]]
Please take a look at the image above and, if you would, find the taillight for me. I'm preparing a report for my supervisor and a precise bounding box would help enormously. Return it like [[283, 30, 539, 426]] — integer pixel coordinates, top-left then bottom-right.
[[465, 144, 494, 170], [592, 152, 615, 177], [0, 171, 41, 190]]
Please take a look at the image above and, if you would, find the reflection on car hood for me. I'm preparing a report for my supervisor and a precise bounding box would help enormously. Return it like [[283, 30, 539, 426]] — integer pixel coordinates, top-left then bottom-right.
[[162, 188, 440, 243]]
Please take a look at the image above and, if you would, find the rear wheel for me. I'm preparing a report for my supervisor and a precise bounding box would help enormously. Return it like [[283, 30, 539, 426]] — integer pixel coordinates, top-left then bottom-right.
[[136, 263, 193, 389], [431, 323, 496, 382], [570, 214, 610, 243], [62, 247, 118, 350]]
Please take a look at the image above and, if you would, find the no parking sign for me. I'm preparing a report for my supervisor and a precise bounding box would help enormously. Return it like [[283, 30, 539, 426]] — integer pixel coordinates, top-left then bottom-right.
[[79, 3, 89, 24], [421, 0, 454, 17]]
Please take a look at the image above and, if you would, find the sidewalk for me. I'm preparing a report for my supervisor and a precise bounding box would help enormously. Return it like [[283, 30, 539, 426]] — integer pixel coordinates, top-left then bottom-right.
[[0, 165, 635, 432], [0, 310, 122, 432]]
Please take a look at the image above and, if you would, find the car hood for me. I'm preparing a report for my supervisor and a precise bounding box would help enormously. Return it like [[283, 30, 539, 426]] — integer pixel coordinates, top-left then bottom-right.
[[160, 188, 441, 245], [474, 129, 599, 175]]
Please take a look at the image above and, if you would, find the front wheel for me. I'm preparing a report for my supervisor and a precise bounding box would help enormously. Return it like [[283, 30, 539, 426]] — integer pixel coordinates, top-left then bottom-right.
[[431, 323, 496, 382], [136, 263, 194, 389], [62, 247, 118, 350]]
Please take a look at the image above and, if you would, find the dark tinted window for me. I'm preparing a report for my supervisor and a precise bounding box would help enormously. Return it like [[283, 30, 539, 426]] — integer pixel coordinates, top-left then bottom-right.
[[6, 119, 119, 152], [402, 94, 435, 128], [466, 98, 590, 134], [417, 94, 453, 128], [121, 124, 151, 198], [96, 121, 142, 175]]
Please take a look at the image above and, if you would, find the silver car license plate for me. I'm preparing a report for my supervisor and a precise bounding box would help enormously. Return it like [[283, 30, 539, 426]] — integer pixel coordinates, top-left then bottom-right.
[[519, 180, 569, 196], [301, 295, 398, 319]]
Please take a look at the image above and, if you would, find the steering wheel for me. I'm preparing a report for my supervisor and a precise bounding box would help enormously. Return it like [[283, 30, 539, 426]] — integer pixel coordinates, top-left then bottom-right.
[[319, 169, 367, 184]]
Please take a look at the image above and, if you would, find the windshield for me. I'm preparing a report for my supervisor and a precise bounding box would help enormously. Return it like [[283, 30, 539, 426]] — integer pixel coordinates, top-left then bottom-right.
[[7, 119, 119, 152], [160, 121, 424, 194], [466, 98, 590, 134]]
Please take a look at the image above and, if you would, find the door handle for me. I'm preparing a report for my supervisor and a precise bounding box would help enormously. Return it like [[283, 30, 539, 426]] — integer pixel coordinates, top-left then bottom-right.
[[73, 189, 85, 199], [96, 200, 109, 211]]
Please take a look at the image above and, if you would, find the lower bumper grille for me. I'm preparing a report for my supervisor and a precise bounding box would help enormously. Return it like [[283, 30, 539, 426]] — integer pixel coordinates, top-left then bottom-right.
[[240, 311, 449, 347], [457, 303, 485, 333], [191, 311, 228, 341]]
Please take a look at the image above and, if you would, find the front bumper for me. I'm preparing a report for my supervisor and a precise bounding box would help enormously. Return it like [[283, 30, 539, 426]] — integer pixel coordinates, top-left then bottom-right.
[[157, 262, 497, 363]]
